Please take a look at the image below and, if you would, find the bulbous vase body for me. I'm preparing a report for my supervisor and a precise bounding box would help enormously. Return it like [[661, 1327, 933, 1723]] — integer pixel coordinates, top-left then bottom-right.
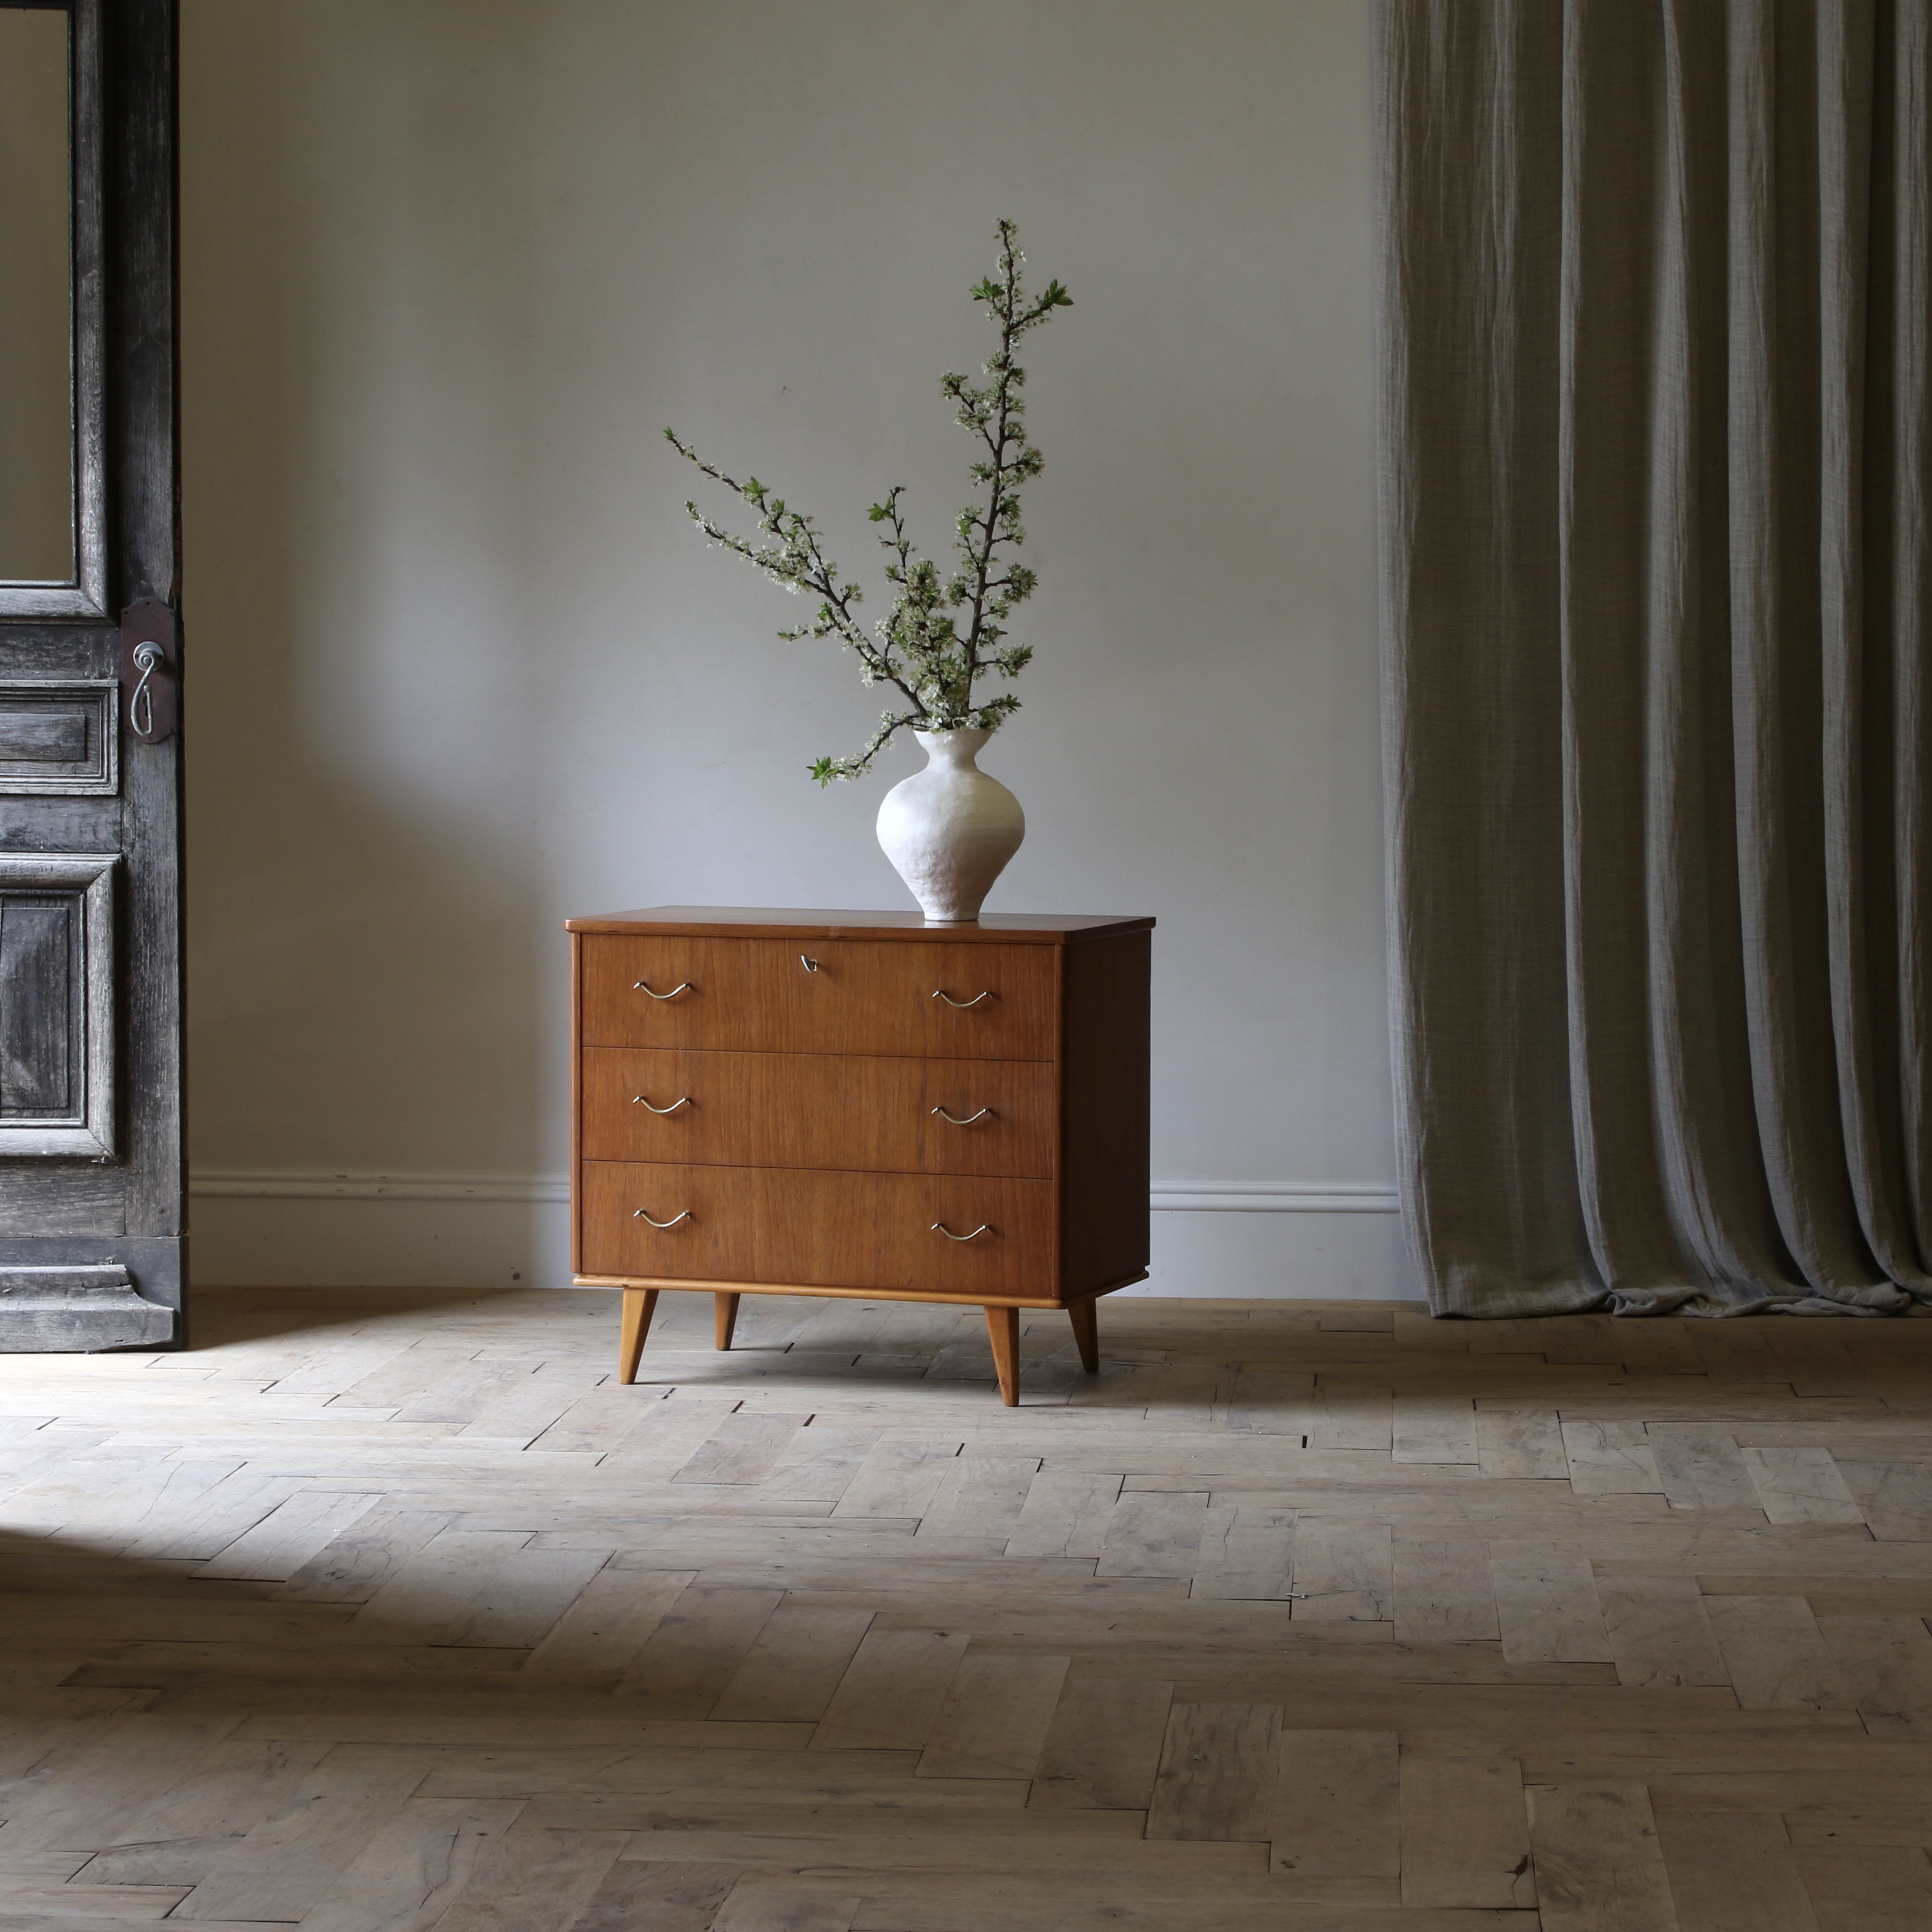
[[875, 728, 1025, 923]]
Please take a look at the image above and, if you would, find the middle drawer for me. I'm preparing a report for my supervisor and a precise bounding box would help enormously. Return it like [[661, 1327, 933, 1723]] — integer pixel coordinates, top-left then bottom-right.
[[581, 1048, 1054, 1178]]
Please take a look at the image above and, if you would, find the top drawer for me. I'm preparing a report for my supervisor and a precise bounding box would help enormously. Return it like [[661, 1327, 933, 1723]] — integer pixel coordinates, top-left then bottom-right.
[[579, 935, 1057, 1060]]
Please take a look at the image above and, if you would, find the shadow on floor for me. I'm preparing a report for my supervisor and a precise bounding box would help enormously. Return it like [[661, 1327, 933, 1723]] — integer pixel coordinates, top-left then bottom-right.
[[0, 1521, 559, 1723], [183, 1283, 554, 1348]]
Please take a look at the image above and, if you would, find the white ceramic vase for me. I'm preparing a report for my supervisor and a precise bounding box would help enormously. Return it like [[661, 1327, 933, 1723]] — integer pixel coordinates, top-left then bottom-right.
[[876, 728, 1025, 923]]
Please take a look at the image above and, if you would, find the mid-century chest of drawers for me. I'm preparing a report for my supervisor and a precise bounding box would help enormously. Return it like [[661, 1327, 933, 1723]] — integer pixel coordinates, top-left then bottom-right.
[[566, 906, 1152, 1404]]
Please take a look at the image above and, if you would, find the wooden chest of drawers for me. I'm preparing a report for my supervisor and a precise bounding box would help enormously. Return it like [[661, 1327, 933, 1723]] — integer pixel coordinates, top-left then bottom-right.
[[566, 906, 1152, 1404]]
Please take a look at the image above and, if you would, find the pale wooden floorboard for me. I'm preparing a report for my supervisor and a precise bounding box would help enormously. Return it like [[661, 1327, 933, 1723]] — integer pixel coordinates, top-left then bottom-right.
[[4, 1285, 1932, 1927]]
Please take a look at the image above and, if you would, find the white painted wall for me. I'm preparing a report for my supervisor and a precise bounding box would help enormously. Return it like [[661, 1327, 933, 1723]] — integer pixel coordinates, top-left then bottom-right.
[[181, 0, 1412, 1299]]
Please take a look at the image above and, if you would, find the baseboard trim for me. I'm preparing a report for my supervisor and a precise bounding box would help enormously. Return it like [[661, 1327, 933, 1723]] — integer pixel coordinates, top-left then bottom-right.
[[189, 1173, 1416, 1299], [191, 1170, 572, 1204], [189, 1170, 1399, 1214], [188, 1167, 1399, 1213], [1150, 1182, 1399, 1214]]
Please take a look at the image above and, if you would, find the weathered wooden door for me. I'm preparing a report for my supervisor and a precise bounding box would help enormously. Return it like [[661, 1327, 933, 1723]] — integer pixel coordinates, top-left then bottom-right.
[[0, 0, 184, 1350]]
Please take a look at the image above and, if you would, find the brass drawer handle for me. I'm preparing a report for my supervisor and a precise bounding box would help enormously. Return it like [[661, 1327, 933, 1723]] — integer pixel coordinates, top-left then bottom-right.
[[932, 1105, 995, 1126], [633, 979, 693, 1000], [932, 988, 994, 1009], [633, 1208, 692, 1228], [932, 1221, 993, 1242], [633, 1095, 692, 1115]]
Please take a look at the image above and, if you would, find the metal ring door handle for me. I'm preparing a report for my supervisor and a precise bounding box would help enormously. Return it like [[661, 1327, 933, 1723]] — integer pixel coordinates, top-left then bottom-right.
[[932, 1106, 995, 1126], [932, 989, 994, 1009], [129, 641, 166, 741], [633, 1208, 693, 1228], [633, 1095, 692, 1114], [932, 1221, 993, 1242], [633, 981, 693, 1000]]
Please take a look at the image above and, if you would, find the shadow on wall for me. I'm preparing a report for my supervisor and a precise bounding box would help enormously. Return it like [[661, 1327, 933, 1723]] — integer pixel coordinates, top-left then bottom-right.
[[183, 5, 554, 1218]]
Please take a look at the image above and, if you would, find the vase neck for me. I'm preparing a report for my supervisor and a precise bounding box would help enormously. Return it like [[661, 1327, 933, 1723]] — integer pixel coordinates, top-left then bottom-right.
[[914, 727, 992, 771]]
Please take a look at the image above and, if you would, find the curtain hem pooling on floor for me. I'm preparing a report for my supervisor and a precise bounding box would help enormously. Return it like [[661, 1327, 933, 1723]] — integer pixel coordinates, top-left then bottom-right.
[[1379, 0, 1930, 1318]]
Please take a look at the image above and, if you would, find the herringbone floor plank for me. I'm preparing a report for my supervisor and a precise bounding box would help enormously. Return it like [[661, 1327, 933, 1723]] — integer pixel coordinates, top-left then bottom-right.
[[2, 1286, 1931, 1928]]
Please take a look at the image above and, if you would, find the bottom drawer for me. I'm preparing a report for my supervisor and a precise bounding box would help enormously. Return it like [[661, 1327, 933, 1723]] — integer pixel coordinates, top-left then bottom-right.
[[580, 1161, 1056, 1299]]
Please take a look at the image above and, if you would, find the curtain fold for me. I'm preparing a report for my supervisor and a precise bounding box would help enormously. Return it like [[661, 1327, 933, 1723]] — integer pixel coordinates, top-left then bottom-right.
[[1379, 0, 1930, 1316]]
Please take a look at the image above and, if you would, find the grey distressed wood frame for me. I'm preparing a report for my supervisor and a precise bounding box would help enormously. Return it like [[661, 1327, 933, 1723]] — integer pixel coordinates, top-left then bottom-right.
[[0, 0, 183, 1355], [0, 851, 115, 1156], [0, 0, 109, 622]]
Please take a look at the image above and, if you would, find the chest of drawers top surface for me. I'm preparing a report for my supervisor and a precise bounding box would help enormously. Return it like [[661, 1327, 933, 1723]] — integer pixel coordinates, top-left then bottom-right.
[[565, 906, 1154, 941]]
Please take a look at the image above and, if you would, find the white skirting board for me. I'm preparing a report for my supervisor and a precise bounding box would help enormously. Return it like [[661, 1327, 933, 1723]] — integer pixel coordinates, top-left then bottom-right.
[[187, 1173, 1420, 1301], [1141, 1192, 1416, 1300]]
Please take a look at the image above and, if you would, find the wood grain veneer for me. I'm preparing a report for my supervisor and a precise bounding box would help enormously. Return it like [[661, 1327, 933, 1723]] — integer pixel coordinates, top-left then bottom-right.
[[581, 1161, 1057, 1298], [581, 1047, 1054, 1177], [568, 907, 1152, 1403], [1059, 928, 1152, 1293], [581, 935, 1057, 1059]]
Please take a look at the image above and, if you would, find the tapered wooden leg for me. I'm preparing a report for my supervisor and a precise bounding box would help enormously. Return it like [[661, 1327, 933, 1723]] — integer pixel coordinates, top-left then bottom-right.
[[715, 1291, 741, 1351], [984, 1305, 1021, 1406], [618, 1286, 658, 1384], [1068, 1296, 1099, 1373]]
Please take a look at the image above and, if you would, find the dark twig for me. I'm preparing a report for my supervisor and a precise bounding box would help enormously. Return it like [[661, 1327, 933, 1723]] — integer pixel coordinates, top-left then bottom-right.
[[667, 221, 1070, 784]]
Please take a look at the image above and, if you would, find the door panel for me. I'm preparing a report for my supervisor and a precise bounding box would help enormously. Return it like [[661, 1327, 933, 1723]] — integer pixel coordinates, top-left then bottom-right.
[[0, 0, 108, 619], [0, 852, 114, 1154], [0, 681, 118, 791]]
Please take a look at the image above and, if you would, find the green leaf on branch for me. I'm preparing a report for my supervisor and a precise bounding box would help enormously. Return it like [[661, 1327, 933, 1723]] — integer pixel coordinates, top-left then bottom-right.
[[669, 220, 1069, 784]]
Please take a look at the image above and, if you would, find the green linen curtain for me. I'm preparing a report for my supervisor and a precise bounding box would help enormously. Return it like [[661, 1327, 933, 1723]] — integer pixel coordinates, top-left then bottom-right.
[[1380, 0, 1929, 1315]]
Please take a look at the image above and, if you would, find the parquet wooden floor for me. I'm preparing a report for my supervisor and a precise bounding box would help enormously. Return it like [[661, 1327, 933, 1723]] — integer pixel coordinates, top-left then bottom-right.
[[4, 1289, 1932, 1931]]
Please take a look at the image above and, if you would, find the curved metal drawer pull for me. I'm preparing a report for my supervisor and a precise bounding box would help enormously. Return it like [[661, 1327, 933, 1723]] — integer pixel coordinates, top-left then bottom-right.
[[931, 988, 994, 1009], [932, 1221, 993, 1242], [932, 1105, 995, 1126], [800, 955, 819, 973], [633, 1095, 692, 1115], [633, 1207, 692, 1228], [633, 980, 693, 1000]]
